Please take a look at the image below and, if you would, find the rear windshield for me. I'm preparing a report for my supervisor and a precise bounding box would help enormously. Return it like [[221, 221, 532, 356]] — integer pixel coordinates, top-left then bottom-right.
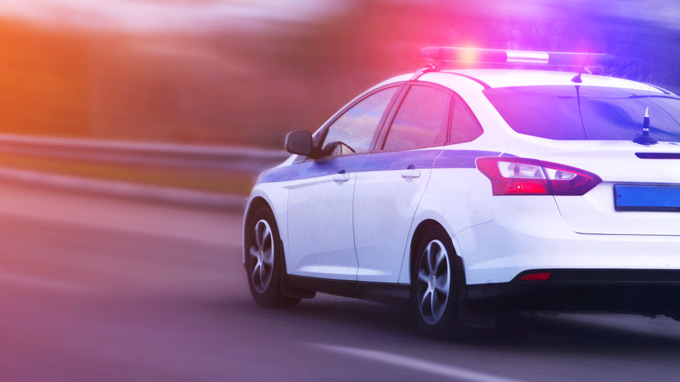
[[484, 86, 680, 142]]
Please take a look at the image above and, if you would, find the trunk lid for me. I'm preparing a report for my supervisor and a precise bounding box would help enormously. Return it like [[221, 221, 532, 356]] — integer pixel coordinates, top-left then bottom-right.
[[508, 139, 680, 236]]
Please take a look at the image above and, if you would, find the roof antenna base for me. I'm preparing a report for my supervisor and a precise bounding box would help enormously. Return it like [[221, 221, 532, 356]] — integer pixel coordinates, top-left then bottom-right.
[[633, 132, 658, 146], [633, 112, 658, 145]]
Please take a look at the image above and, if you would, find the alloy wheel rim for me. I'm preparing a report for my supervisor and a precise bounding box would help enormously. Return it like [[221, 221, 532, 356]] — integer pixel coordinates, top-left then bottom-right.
[[416, 239, 451, 325], [249, 219, 274, 294]]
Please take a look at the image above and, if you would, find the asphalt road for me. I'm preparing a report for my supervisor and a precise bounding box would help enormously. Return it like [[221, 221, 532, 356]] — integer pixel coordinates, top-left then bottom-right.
[[1, 182, 680, 382]]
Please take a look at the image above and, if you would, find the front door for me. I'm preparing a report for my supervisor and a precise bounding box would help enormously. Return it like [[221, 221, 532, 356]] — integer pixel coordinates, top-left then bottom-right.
[[286, 86, 399, 280]]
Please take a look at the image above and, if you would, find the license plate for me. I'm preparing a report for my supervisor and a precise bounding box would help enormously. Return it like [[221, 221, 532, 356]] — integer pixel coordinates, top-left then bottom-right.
[[614, 185, 680, 212]]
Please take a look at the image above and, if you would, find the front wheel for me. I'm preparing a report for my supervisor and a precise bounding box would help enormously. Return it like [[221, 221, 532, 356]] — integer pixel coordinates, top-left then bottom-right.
[[245, 206, 300, 308], [412, 226, 465, 338]]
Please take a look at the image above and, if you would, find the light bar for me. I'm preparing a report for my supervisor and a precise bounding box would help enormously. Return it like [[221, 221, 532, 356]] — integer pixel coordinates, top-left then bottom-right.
[[420, 47, 613, 67]]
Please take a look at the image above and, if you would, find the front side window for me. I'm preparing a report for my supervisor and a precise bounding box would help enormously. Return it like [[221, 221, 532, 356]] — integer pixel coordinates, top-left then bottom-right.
[[322, 87, 398, 156], [382, 86, 450, 151]]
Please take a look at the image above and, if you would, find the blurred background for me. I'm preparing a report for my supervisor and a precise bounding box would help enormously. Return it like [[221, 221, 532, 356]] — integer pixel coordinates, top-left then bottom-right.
[[3, 0, 680, 195], [2, 0, 680, 149], [2, 1, 680, 381]]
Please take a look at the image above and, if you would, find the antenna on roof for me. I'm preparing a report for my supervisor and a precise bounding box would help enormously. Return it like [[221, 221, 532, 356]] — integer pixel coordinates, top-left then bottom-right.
[[571, 53, 592, 83], [633, 55, 658, 146]]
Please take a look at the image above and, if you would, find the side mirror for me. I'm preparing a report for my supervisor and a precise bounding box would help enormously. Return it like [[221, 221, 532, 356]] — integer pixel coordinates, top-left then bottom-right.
[[285, 130, 313, 156]]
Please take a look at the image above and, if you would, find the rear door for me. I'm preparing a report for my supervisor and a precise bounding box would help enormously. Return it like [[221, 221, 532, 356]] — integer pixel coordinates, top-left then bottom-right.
[[353, 84, 451, 282]]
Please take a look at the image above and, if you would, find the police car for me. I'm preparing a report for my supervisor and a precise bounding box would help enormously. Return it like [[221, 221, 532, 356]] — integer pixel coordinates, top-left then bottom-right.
[[242, 47, 680, 337]]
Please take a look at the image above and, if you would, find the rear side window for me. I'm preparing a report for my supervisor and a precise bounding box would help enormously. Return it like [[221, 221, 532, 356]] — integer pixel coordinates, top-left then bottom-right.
[[450, 95, 483, 144], [323, 87, 398, 155], [382, 86, 450, 151], [485, 86, 680, 142]]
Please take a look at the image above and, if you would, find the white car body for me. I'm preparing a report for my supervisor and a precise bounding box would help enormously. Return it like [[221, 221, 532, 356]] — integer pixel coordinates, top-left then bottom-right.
[[243, 66, 680, 319]]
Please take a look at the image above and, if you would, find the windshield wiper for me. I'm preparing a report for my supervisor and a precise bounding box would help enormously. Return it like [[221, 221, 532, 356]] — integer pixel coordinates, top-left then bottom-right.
[[633, 107, 658, 145]]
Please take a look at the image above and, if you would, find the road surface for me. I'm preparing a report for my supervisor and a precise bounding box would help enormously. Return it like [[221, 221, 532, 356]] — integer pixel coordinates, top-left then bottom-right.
[[0, 181, 679, 382]]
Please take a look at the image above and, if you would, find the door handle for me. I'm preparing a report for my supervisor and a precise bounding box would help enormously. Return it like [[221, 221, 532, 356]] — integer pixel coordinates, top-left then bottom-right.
[[401, 169, 421, 179], [333, 170, 350, 183]]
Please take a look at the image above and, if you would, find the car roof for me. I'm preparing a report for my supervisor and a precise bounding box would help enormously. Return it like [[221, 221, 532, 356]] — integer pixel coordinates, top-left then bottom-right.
[[441, 69, 665, 93], [372, 68, 669, 98]]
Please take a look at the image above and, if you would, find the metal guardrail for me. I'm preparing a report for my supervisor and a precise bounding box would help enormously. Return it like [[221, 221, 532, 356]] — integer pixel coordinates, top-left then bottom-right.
[[0, 134, 290, 174]]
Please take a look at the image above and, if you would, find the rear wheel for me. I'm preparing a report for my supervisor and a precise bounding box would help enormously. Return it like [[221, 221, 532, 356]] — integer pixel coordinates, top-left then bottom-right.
[[245, 206, 300, 308], [412, 226, 465, 338]]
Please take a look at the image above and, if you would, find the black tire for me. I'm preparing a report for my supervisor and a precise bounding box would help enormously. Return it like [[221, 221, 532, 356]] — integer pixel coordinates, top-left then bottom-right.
[[245, 206, 300, 308], [412, 225, 465, 339]]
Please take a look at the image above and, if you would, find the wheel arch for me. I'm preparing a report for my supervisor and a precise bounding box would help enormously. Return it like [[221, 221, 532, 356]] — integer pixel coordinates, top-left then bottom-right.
[[408, 219, 466, 286], [244, 196, 271, 225], [242, 196, 275, 265], [243, 194, 315, 300]]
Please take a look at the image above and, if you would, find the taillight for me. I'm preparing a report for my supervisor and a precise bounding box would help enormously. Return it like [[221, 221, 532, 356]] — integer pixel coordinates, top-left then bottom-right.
[[475, 157, 601, 196]]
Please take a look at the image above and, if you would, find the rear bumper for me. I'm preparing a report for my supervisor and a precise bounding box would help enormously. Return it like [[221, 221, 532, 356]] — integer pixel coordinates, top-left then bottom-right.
[[467, 269, 680, 315]]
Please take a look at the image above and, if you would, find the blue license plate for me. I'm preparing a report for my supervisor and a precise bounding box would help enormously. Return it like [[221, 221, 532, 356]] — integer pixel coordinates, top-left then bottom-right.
[[615, 185, 680, 212]]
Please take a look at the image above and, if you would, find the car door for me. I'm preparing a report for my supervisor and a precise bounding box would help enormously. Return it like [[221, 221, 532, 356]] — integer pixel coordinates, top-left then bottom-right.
[[353, 84, 451, 282], [286, 86, 400, 280]]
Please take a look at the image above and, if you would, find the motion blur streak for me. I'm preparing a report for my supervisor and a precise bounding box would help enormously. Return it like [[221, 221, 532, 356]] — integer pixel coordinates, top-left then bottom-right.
[[3, 0, 680, 32], [0, 0, 347, 32]]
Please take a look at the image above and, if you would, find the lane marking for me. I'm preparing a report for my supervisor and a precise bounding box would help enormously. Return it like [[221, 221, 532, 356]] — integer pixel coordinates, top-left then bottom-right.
[[309, 343, 526, 382]]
